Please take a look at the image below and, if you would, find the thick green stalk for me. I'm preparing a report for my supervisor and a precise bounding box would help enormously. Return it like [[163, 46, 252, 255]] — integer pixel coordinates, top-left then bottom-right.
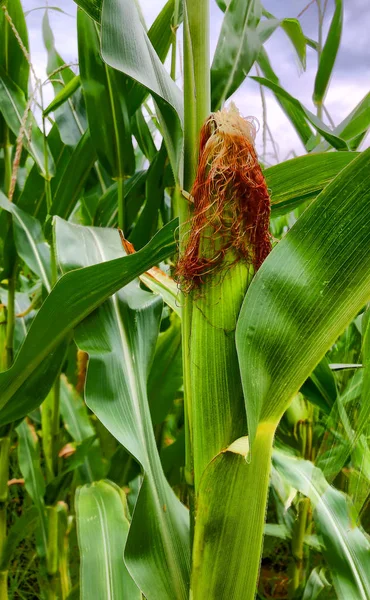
[[182, 0, 210, 524]]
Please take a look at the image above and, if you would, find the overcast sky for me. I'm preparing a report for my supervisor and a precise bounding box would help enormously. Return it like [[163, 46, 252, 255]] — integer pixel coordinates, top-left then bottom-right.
[[23, 0, 370, 162]]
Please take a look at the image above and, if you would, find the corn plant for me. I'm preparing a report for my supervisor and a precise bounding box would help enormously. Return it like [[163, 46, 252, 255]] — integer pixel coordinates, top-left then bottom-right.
[[1, 0, 370, 598]]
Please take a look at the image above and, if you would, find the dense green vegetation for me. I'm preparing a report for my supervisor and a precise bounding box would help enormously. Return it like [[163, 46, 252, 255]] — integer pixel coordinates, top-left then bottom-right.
[[0, 0, 370, 598]]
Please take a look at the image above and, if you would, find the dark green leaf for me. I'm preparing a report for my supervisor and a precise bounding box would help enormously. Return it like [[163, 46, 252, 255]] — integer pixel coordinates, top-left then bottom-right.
[[57, 220, 190, 599], [211, 0, 262, 110], [0, 66, 55, 176], [266, 152, 358, 216], [313, 0, 343, 104], [78, 8, 135, 178], [251, 75, 348, 150], [50, 129, 96, 219], [0, 219, 178, 422], [76, 480, 141, 599]]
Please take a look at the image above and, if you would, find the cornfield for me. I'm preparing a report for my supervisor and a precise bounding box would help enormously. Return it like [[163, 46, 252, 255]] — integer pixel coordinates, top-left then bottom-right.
[[0, 0, 370, 598]]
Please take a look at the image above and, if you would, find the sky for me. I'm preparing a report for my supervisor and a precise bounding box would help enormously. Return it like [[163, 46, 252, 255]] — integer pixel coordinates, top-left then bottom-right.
[[23, 0, 370, 163]]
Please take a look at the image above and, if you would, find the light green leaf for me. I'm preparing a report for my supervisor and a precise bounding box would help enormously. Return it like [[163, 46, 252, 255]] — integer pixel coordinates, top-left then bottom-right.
[[266, 152, 358, 216], [78, 8, 135, 178], [302, 568, 331, 600], [76, 480, 141, 600], [148, 313, 182, 425], [237, 147, 370, 445], [0, 66, 55, 176], [57, 220, 190, 600], [251, 75, 348, 150], [43, 75, 81, 117], [16, 420, 47, 557], [273, 450, 370, 599], [231, 148, 370, 598], [101, 0, 183, 180], [0, 219, 178, 423], [60, 375, 105, 482], [313, 0, 343, 104], [211, 0, 262, 110], [0, 0, 29, 144], [0, 192, 52, 291], [43, 10, 86, 146], [50, 129, 96, 219], [256, 49, 312, 148]]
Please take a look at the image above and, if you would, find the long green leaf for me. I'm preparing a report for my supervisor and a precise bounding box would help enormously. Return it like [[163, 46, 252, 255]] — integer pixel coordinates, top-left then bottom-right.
[[237, 147, 370, 445], [50, 129, 96, 219], [256, 49, 312, 148], [266, 152, 358, 216], [211, 0, 262, 110], [101, 0, 183, 181], [273, 450, 370, 599], [44, 76, 81, 117], [0, 219, 178, 423], [78, 8, 135, 178], [60, 375, 105, 483], [257, 13, 306, 70], [251, 75, 348, 149], [0, 192, 52, 291], [76, 480, 140, 599], [129, 145, 167, 249], [0, 0, 29, 144], [57, 220, 190, 600], [313, 0, 343, 104], [0, 66, 55, 176], [43, 11, 86, 146], [17, 420, 47, 557]]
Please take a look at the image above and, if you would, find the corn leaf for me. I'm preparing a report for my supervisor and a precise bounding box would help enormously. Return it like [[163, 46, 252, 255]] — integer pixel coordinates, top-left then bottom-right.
[[76, 480, 141, 600], [273, 450, 370, 599], [211, 0, 262, 110], [313, 0, 343, 104], [43, 11, 86, 146], [101, 0, 183, 180], [17, 420, 47, 557], [60, 376, 105, 483], [256, 49, 313, 148], [0, 0, 29, 144], [50, 129, 96, 219], [43, 76, 81, 117], [251, 75, 348, 150], [78, 8, 135, 178], [0, 192, 52, 292], [57, 220, 190, 600], [237, 147, 370, 445], [0, 66, 55, 177], [258, 13, 306, 70], [148, 313, 182, 425], [0, 219, 178, 423], [266, 152, 358, 216]]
